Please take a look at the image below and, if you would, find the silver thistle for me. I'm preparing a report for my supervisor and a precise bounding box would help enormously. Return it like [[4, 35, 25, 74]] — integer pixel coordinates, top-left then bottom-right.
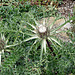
[[0, 33, 18, 66], [20, 13, 73, 60]]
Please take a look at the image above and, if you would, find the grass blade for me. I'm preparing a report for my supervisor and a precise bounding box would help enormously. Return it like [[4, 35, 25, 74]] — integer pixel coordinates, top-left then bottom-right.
[[6, 36, 39, 48]]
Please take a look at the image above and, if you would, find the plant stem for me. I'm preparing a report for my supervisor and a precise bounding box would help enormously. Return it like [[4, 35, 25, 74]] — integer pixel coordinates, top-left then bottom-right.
[[46, 39, 56, 56]]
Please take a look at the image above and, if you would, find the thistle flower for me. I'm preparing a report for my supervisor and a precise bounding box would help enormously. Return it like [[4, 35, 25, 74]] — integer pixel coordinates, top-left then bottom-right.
[[21, 13, 72, 60], [0, 33, 18, 66]]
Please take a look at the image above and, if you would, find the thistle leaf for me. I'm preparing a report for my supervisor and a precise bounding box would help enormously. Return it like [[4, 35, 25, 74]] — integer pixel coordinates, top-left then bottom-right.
[[50, 16, 63, 29], [40, 39, 46, 61], [48, 37, 58, 50], [25, 21, 36, 29], [55, 30, 66, 34], [6, 44, 19, 48], [48, 37, 62, 47], [25, 28, 36, 33], [27, 13, 39, 26], [51, 30, 66, 35], [20, 31, 36, 36], [50, 18, 56, 29], [51, 18, 72, 33], [33, 18, 39, 26], [43, 39, 46, 53], [23, 36, 39, 42], [40, 40, 44, 61], [25, 33, 36, 36], [6, 36, 39, 48], [43, 19, 46, 26], [21, 20, 36, 29], [27, 39, 39, 58]]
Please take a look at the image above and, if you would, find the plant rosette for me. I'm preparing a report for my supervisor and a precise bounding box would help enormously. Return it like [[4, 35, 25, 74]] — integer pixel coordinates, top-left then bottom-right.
[[0, 33, 18, 66], [20, 13, 73, 60]]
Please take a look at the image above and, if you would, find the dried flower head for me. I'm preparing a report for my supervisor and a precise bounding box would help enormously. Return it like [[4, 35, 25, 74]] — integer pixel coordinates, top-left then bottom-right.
[[36, 25, 50, 39], [20, 13, 72, 60]]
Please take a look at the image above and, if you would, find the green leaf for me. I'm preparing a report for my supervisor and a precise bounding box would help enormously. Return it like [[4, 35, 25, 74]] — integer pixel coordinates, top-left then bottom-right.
[[50, 30, 66, 35], [6, 36, 39, 48], [23, 35, 39, 42], [43, 39, 46, 53], [40, 39, 46, 61], [24, 28, 36, 33], [26, 39, 39, 60], [48, 37, 62, 47], [21, 20, 36, 29], [50, 16, 64, 29], [51, 17, 73, 33], [27, 13, 40, 26], [19, 31, 36, 36], [6, 44, 19, 48], [25, 21, 36, 29]]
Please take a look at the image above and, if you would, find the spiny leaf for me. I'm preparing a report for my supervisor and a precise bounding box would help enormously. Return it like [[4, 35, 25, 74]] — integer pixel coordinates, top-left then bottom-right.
[[50, 16, 64, 29], [24, 27, 36, 33], [48, 37, 62, 47], [50, 30, 66, 35], [20, 31, 36, 36], [27, 13, 39, 26], [43, 39, 46, 53], [26, 39, 39, 61], [51, 17, 73, 33], [25, 21, 36, 29]]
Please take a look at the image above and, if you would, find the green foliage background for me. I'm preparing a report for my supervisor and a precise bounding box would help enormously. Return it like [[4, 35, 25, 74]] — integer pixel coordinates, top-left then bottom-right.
[[0, 0, 75, 75]]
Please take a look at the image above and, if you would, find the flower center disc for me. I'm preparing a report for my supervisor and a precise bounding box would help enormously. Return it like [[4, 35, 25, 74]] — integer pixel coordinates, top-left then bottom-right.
[[38, 25, 46, 33]]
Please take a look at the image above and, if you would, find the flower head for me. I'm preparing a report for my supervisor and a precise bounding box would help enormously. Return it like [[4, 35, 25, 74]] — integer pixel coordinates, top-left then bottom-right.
[[0, 33, 18, 66], [21, 13, 71, 60]]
